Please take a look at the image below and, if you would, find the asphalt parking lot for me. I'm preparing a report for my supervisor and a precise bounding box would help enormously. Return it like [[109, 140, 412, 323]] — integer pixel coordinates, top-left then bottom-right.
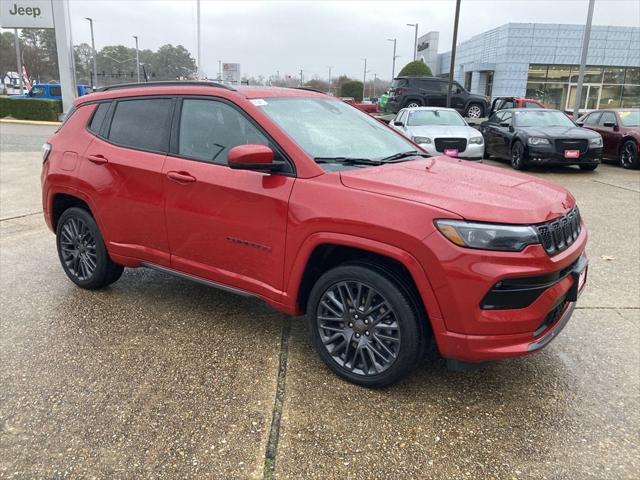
[[1, 122, 638, 479]]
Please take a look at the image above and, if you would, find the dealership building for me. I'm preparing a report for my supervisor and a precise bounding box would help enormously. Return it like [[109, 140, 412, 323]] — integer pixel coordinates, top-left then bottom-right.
[[416, 23, 640, 111]]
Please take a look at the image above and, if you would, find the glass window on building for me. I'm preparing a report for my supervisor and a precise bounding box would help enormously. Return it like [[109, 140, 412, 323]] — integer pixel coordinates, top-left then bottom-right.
[[527, 64, 548, 82], [485, 71, 494, 97], [600, 85, 623, 108], [464, 71, 472, 91], [547, 65, 572, 83], [603, 67, 626, 84], [571, 66, 603, 84], [622, 85, 640, 108], [542, 83, 569, 110], [625, 67, 640, 84], [525, 82, 546, 102]]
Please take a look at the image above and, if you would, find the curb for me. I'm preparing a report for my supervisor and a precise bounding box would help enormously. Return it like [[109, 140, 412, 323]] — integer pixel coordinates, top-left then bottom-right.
[[1, 118, 61, 126]]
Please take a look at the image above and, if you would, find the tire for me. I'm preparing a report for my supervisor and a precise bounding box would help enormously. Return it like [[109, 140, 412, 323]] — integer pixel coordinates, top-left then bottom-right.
[[510, 140, 528, 170], [579, 164, 598, 171], [56, 207, 124, 289], [306, 262, 426, 387], [403, 99, 422, 109], [465, 103, 484, 119], [619, 140, 639, 169]]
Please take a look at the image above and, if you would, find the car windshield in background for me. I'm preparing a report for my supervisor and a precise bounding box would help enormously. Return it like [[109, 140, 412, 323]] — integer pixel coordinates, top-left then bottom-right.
[[257, 98, 416, 162], [619, 111, 640, 127], [515, 110, 575, 128], [407, 110, 466, 127]]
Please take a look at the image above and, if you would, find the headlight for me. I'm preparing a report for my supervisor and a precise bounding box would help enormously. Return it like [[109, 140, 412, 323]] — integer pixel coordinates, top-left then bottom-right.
[[435, 219, 540, 252], [412, 136, 431, 144], [528, 137, 550, 146], [589, 136, 602, 147], [469, 136, 484, 145]]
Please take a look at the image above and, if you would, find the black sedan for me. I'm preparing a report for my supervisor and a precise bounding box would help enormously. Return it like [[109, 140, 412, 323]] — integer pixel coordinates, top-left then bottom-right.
[[480, 109, 603, 171]]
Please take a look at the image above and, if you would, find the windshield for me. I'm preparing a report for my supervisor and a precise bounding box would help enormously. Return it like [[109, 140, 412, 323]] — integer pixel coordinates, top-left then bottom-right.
[[619, 110, 640, 127], [258, 97, 416, 161], [407, 109, 466, 127], [515, 110, 575, 128]]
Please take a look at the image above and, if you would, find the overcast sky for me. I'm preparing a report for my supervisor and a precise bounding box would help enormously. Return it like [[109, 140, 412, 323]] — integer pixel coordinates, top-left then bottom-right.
[[13, 0, 640, 80]]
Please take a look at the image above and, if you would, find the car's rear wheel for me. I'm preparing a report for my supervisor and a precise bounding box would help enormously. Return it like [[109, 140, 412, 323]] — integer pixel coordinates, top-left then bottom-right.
[[307, 263, 425, 387], [465, 103, 484, 118], [510, 141, 527, 170], [56, 207, 124, 289], [404, 100, 422, 108], [619, 140, 639, 169]]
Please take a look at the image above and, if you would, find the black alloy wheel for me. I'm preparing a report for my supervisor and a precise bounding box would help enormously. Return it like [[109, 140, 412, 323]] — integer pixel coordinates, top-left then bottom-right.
[[511, 141, 527, 170], [307, 263, 424, 387], [619, 140, 639, 169], [56, 207, 124, 289]]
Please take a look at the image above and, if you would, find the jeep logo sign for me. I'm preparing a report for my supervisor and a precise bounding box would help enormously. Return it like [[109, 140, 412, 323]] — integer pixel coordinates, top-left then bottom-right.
[[1, 0, 53, 29]]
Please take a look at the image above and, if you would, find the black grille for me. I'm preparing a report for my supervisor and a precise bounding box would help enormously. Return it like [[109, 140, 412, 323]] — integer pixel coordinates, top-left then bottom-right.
[[434, 138, 467, 153], [535, 207, 581, 255], [554, 139, 588, 154]]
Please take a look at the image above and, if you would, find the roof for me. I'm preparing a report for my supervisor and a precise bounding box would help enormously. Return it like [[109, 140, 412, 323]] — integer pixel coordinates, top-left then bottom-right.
[[401, 106, 458, 112], [75, 82, 329, 106]]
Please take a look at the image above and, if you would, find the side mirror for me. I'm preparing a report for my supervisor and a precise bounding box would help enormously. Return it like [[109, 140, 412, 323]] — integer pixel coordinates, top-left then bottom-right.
[[603, 122, 617, 128], [576, 121, 584, 127], [393, 120, 404, 126], [228, 144, 283, 172]]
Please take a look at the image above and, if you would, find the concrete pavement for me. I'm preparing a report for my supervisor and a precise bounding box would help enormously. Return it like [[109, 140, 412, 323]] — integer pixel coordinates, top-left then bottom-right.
[[0, 124, 638, 479]]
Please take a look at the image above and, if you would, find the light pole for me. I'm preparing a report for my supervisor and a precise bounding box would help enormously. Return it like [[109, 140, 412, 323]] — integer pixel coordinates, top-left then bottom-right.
[[196, 0, 202, 78], [361, 58, 367, 101], [446, 0, 461, 108], [387, 38, 398, 80], [14, 29, 23, 93], [133, 35, 140, 83], [327, 66, 332, 94], [85, 17, 98, 89], [372, 73, 377, 97], [573, 0, 595, 118], [407, 23, 418, 61]]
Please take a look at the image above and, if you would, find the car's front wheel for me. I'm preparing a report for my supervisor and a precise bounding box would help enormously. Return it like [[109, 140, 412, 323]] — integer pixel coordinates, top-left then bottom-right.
[[510, 141, 528, 170], [465, 103, 484, 118], [619, 140, 639, 169], [56, 207, 124, 289], [307, 262, 425, 387]]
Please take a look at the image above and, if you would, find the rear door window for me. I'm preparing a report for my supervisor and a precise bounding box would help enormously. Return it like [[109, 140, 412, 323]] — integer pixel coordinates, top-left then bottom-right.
[[107, 98, 173, 152]]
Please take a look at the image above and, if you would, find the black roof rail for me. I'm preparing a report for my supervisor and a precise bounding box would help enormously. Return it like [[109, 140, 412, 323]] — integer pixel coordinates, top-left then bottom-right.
[[97, 81, 236, 92], [292, 87, 328, 95]]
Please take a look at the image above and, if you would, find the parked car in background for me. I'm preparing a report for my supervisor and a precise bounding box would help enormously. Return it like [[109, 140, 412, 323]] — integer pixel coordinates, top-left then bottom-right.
[[390, 107, 484, 160], [12, 82, 92, 100], [340, 97, 378, 114], [388, 76, 490, 118], [489, 96, 545, 116], [42, 81, 588, 387], [576, 109, 640, 169], [480, 109, 602, 171]]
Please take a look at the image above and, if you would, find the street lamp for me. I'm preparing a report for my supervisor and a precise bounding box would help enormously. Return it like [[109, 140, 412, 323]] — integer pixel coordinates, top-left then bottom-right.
[[407, 23, 418, 61], [84, 17, 98, 89], [327, 66, 332, 94], [387, 38, 399, 80], [361, 58, 368, 101], [133, 35, 140, 83]]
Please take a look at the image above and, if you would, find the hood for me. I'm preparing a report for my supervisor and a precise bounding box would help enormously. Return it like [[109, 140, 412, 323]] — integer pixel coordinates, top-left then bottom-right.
[[339, 157, 574, 224], [522, 126, 600, 139], [406, 125, 480, 139]]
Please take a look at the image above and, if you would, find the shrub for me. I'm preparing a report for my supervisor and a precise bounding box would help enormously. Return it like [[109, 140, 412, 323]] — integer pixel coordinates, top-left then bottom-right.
[[398, 60, 433, 77], [0, 97, 62, 121], [340, 80, 364, 101]]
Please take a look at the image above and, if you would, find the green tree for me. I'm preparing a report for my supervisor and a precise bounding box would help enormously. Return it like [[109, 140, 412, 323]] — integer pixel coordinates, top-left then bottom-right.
[[340, 80, 364, 101], [304, 78, 329, 92], [147, 44, 196, 81], [20, 28, 58, 82], [74, 43, 93, 85], [398, 60, 432, 77]]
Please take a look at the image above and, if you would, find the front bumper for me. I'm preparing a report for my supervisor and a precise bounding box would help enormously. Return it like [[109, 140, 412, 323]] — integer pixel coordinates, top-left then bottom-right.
[[419, 141, 484, 160], [418, 225, 588, 363], [527, 145, 602, 166]]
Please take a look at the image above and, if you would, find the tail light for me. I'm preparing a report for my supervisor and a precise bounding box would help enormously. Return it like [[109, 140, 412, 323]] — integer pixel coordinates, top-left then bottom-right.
[[42, 143, 51, 162]]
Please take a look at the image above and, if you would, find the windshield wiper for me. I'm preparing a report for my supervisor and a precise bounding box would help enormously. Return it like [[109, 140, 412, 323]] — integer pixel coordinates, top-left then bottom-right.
[[314, 156, 382, 166], [379, 150, 430, 162]]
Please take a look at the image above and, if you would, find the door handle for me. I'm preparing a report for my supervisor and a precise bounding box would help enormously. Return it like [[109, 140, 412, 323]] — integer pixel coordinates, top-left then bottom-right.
[[87, 154, 108, 165], [166, 171, 196, 184]]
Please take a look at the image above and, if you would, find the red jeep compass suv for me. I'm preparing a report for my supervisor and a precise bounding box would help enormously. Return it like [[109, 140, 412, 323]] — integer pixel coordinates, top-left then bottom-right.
[[42, 82, 588, 386]]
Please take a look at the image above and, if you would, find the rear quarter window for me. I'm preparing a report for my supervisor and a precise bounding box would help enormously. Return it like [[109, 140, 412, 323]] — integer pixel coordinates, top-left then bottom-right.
[[87, 102, 111, 134], [107, 98, 173, 152]]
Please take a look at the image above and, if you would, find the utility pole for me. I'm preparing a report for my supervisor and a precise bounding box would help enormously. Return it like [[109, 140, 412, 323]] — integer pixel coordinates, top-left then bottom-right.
[[133, 35, 140, 83], [218, 60, 222, 81], [362, 58, 367, 100], [299, 69, 303, 86], [14, 29, 23, 93], [328, 66, 332, 94], [387, 38, 398, 80], [407, 23, 418, 61], [446, 0, 461, 108], [85, 18, 98, 89], [372, 73, 377, 97], [573, 0, 595, 118], [196, 0, 202, 78]]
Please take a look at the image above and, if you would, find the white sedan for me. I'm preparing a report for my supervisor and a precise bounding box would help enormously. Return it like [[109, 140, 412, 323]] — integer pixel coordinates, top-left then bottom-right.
[[390, 107, 484, 160]]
